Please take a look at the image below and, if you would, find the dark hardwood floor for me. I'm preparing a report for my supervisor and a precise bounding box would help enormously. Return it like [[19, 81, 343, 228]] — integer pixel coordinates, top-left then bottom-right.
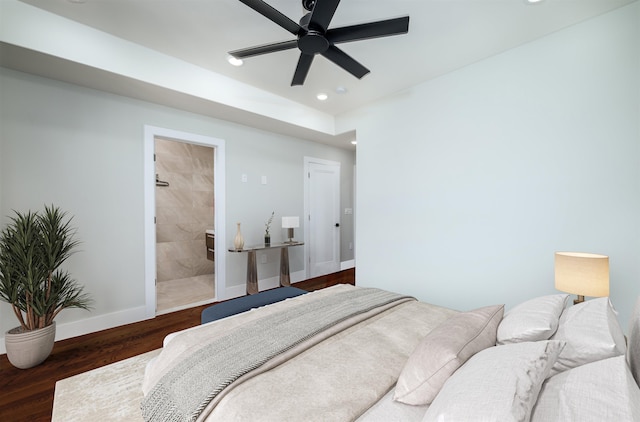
[[0, 269, 355, 422]]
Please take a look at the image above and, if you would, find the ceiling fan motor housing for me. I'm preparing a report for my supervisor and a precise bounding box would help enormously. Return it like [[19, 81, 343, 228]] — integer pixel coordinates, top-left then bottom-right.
[[297, 30, 330, 54]]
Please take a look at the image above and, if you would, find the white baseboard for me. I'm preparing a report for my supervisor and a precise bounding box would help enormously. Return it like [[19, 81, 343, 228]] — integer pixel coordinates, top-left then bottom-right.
[[0, 306, 149, 355]]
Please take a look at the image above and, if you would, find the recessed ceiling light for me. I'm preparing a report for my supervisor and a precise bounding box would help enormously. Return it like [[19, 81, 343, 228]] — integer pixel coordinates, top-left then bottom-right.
[[316, 93, 328, 101], [335, 86, 348, 95], [525, 0, 544, 4], [227, 55, 244, 67]]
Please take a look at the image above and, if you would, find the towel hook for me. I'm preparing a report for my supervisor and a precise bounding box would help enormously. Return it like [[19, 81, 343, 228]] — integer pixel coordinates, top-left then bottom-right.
[[155, 173, 170, 187]]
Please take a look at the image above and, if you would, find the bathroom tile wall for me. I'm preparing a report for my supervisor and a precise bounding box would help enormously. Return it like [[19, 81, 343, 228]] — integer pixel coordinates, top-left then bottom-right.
[[155, 138, 214, 282]]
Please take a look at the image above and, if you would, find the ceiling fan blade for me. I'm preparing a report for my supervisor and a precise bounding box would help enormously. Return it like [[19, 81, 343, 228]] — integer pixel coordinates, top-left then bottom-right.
[[308, 0, 341, 32], [291, 53, 315, 86], [321, 45, 369, 79], [229, 40, 298, 59], [326, 16, 409, 44], [238, 0, 302, 35]]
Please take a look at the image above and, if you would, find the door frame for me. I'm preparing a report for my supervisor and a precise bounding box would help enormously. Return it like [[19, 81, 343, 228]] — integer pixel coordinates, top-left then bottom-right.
[[303, 156, 341, 278], [143, 125, 226, 318]]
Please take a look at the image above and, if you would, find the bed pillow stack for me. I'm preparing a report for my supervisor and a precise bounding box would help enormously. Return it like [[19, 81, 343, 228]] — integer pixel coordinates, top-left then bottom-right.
[[393, 304, 504, 405], [417, 294, 631, 422], [527, 297, 639, 422]]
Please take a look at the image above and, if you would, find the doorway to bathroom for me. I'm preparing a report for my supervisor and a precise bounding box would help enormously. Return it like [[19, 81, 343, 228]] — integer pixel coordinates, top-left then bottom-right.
[[154, 137, 216, 313], [143, 126, 226, 317]]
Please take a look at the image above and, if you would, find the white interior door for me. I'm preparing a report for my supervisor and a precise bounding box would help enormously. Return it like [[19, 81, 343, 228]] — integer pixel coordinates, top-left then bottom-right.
[[306, 159, 340, 278]]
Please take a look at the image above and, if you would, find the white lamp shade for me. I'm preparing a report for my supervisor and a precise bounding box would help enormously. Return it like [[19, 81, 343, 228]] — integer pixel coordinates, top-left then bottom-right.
[[555, 252, 609, 297], [282, 216, 299, 229]]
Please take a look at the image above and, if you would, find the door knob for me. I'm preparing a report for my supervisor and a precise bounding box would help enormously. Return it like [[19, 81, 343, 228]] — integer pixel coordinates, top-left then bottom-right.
[[335, 223, 340, 227]]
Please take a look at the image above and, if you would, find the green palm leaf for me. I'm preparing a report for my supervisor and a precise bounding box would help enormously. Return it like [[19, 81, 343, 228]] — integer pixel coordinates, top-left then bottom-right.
[[0, 205, 92, 331]]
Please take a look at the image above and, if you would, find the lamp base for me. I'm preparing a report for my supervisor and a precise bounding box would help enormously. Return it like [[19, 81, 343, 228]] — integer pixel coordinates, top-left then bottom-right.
[[284, 227, 295, 243], [573, 295, 585, 305]]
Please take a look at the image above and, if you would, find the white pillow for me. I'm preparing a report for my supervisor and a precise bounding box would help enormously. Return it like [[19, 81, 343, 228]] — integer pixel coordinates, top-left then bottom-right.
[[497, 294, 569, 345], [531, 356, 640, 422], [549, 297, 626, 376], [422, 341, 565, 422], [394, 304, 504, 405]]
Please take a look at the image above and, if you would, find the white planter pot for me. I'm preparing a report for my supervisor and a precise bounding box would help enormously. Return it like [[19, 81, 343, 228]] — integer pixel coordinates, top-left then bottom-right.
[[5, 321, 56, 369]]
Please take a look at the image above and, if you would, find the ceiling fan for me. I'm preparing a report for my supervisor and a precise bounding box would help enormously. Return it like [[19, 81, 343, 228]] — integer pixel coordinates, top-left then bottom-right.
[[229, 0, 410, 86]]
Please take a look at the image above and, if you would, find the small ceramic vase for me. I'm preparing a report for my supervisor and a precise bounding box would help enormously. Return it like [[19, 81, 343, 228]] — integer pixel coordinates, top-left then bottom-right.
[[234, 222, 244, 250]]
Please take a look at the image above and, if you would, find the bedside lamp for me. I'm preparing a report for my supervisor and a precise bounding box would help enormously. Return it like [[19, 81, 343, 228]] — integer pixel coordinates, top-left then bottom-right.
[[282, 216, 299, 243], [555, 252, 609, 305]]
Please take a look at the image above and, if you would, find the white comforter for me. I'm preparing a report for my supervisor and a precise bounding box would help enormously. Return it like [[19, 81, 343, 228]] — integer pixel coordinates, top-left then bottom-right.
[[142, 285, 457, 421]]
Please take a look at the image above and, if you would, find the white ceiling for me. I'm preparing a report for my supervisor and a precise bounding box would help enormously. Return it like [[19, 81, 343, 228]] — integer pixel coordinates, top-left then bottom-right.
[[15, 0, 635, 118]]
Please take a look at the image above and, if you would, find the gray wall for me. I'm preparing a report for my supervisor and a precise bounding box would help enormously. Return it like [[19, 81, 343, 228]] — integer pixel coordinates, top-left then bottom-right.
[[340, 3, 639, 330], [224, 122, 356, 289], [0, 67, 355, 338]]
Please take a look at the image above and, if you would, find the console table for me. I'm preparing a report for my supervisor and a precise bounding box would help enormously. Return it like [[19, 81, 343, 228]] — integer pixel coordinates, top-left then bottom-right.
[[228, 242, 304, 295]]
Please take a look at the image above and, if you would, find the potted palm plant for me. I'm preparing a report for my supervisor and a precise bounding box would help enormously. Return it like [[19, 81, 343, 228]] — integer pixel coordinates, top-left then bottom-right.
[[0, 205, 92, 369]]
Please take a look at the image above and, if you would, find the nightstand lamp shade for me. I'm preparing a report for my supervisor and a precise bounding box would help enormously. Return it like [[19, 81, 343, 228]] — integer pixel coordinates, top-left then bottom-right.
[[282, 216, 299, 243], [555, 252, 609, 305]]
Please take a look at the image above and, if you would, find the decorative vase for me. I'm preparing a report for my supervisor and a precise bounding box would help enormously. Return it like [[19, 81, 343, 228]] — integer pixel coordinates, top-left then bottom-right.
[[234, 222, 244, 250], [264, 234, 271, 246], [5, 322, 56, 369]]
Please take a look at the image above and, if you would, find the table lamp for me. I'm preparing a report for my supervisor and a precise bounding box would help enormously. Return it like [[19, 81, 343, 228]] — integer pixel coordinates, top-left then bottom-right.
[[282, 216, 299, 243], [554, 252, 609, 305]]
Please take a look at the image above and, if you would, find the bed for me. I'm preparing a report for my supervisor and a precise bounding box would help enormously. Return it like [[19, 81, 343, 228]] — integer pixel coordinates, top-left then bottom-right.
[[141, 284, 640, 422]]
